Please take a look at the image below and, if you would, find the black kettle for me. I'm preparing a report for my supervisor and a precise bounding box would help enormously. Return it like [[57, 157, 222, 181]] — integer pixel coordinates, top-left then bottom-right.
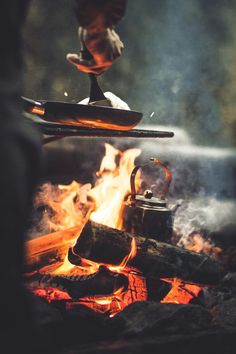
[[122, 158, 173, 243]]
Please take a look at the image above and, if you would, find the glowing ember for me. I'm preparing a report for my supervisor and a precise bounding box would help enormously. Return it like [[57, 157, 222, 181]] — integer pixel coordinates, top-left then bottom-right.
[[78, 268, 147, 317], [161, 278, 202, 304], [32, 287, 71, 303]]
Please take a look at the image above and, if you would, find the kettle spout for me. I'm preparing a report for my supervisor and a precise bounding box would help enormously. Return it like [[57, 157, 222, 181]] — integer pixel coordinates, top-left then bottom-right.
[[171, 203, 181, 215]]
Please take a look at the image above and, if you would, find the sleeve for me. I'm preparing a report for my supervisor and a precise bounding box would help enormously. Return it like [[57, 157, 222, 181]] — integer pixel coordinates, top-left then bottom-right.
[[74, 0, 127, 31]]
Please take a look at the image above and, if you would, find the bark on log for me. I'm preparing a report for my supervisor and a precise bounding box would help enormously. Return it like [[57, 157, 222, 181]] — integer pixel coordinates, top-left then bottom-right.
[[71, 220, 225, 285]]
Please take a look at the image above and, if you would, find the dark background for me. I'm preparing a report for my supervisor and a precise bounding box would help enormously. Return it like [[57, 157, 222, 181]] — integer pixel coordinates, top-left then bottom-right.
[[23, 0, 236, 147]]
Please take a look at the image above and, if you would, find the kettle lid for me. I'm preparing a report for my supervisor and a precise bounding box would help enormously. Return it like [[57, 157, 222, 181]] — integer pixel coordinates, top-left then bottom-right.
[[129, 189, 167, 208]]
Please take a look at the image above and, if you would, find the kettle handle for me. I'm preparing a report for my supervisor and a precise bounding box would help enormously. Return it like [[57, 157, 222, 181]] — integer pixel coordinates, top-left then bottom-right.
[[130, 158, 172, 200]]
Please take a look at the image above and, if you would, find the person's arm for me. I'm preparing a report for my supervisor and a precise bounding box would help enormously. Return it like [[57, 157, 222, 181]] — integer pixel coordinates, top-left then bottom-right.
[[74, 0, 127, 31], [67, 0, 127, 75]]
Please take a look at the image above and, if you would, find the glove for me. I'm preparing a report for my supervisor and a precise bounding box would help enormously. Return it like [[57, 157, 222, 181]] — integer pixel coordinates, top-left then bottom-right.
[[67, 26, 124, 75]]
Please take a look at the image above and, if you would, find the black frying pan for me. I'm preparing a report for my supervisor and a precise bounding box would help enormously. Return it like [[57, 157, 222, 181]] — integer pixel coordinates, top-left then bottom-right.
[[22, 72, 143, 131], [22, 95, 143, 131]]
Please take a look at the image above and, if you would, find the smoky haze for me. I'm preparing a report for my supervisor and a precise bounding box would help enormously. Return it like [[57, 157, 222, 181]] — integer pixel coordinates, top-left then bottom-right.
[[23, 0, 236, 146]]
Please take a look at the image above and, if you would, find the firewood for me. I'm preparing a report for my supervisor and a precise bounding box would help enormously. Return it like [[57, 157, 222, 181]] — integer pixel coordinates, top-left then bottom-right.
[[24, 224, 86, 273], [25, 265, 128, 299], [70, 220, 225, 285], [24, 207, 94, 273]]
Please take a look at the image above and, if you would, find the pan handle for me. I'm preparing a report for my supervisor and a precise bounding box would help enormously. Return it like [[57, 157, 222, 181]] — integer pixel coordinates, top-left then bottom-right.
[[21, 96, 45, 116], [80, 43, 107, 103], [88, 73, 106, 103]]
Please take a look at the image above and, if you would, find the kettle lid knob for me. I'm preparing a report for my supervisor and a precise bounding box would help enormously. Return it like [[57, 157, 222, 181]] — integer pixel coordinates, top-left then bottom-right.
[[143, 190, 153, 199]]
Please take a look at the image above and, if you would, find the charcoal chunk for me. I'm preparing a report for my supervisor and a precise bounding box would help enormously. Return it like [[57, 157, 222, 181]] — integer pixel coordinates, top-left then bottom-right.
[[213, 298, 236, 327], [196, 272, 236, 308]]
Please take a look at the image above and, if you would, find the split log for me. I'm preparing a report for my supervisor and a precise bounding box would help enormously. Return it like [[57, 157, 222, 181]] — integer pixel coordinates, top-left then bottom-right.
[[71, 221, 225, 285], [24, 224, 85, 273], [24, 207, 94, 273]]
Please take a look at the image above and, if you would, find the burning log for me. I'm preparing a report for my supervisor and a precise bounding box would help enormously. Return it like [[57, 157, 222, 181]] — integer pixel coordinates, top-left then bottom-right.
[[70, 220, 225, 285], [25, 204, 94, 272], [24, 225, 86, 272], [25, 265, 128, 299]]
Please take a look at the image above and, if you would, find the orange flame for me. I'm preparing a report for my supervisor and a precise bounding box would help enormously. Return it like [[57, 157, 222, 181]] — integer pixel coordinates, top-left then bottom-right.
[[89, 143, 141, 229], [108, 238, 137, 273], [56, 181, 92, 230]]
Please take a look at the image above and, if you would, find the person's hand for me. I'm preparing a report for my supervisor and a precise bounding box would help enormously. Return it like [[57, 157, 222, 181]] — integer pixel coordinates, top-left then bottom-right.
[[67, 27, 124, 75]]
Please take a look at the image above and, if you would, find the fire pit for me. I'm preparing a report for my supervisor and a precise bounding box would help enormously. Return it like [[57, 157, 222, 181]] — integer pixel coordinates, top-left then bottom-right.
[[24, 142, 236, 354]]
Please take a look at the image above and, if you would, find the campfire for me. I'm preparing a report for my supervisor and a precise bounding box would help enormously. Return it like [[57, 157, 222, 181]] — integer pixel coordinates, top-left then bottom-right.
[[23, 141, 236, 354], [24, 143, 223, 319]]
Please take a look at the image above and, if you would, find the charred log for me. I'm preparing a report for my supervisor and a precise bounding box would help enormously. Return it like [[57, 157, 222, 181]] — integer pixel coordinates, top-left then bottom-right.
[[146, 278, 172, 302], [25, 265, 128, 299], [70, 221, 225, 285]]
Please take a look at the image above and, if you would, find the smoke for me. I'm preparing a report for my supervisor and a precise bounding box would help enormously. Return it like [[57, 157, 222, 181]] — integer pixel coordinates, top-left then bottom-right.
[[136, 137, 236, 200], [172, 196, 236, 269], [27, 182, 91, 239], [173, 197, 236, 242]]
